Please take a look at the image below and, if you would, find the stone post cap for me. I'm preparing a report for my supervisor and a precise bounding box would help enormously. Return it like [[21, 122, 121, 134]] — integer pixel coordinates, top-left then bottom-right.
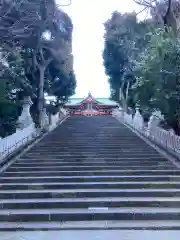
[[21, 96, 33, 106], [152, 110, 163, 119]]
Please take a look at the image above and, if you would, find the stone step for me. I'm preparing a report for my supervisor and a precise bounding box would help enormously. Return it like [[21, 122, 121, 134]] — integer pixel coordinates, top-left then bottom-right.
[[2, 169, 180, 177], [1, 197, 180, 209], [31, 147, 158, 150], [13, 160, 170, 166], [37, 139, 148, 141], [25, 152, 160, 156], [18, 156, 166, 161], [6, 166, 176, 173], [0, 207, 180, 222], [0, 220, 180, 230], [0, 188, 179, 199], [39, 135, 144, 137], [37, 137, 150, 140], [12, 162, 173, 168], [33, 144, 154, 148], [0, 175, 179, 183], [38, 139, 154, 141], [24, 153, 162, 157], [29, 150, 159, 153], [7, 165, 174, 172], [41, 138, 146, 140], [25, 154, 160, 158], [21, 155, 164, 159], [0, 181, 180, 190]]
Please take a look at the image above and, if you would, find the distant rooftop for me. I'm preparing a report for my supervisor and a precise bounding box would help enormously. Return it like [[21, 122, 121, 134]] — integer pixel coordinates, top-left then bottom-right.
[[66, 97, 118, 106]]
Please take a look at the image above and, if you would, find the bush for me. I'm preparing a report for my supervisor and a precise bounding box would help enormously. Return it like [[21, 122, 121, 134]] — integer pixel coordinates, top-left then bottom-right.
[[0, 100, 19, 138]]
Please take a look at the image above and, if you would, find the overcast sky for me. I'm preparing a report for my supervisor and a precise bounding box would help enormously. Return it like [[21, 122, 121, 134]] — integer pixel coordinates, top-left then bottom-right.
[[58, 0, 142, 98]]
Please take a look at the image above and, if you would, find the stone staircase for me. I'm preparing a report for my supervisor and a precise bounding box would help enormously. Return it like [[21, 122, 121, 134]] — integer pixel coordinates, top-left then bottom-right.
[[0, 116, 180, 230]]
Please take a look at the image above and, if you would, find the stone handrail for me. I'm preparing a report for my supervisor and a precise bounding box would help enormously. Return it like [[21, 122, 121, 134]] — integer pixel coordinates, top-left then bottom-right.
[[0, 96, 68, 163], [0, 124, 38, 161], [112, 108, 180, 157], [0, 111, 68, 162]]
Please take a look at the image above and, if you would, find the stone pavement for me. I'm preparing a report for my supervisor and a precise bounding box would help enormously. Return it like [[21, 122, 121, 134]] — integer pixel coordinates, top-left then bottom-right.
[[1, 230, 180, 240]]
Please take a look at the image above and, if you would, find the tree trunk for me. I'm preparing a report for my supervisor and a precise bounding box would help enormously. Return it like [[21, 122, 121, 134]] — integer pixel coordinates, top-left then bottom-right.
[[163, 0, 177, 34], [119, 87, 121, 103], [38, 66, 45, 128], [125, 81, 130, 101], [119, 82, 127, 112]]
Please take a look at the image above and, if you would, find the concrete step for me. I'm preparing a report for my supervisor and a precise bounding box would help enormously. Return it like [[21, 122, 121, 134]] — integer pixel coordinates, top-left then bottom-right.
[[0, 181, 180, 190], [6, 166, 176, 173], [2, 169, 180, 177], [13, 160, 172, 166], [21, 156, 165, 160], [29, 145, 158, 149], [12, 160, 172, 165], [0, 188, 179, 199], [0, 175, 179, 183], [0, 220, 180, 230], [0, 207, 180, 222], [24, 153, 163, 157], [27, 151, 159, 156], [1, 197, 180, 209], [21, 155, 162, 160], [39, 136, 145, 139], [31, 147, 158, 151], [40, 139, 148, 141], [32, 145, 155, 149], [17, 156, 166, 160], [7, 166, 175, 172], [32, 139, 147, 141]]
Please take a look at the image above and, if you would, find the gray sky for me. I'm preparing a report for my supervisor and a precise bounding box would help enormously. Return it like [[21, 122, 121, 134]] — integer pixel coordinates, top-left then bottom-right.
[[58, 0, 142, 98]]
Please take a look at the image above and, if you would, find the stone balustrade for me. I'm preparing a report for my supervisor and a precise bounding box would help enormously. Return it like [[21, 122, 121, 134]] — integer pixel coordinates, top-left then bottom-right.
[[0, 124, 37, 161], [0, 96, 68, 162], [113, 108, 180, 157]]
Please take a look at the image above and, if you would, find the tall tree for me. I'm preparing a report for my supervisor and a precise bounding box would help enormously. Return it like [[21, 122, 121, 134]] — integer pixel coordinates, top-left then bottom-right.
[[103, 11, 154, 109], [0, 0, 73, 127], [133, 28, 180, 134]]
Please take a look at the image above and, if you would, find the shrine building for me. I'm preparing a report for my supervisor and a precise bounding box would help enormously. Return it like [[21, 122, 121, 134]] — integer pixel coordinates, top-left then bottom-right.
[[65, 92, 118, 116]]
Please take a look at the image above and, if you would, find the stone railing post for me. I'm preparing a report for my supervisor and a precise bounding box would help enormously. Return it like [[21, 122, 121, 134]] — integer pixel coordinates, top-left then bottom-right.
[[118, 106, 124, 119], [147, 110, 163, 134], [133, 107, 144, 130], [41, 108, 49, 130], [17, 96, 34, 130], [59, 107, 67, 119]]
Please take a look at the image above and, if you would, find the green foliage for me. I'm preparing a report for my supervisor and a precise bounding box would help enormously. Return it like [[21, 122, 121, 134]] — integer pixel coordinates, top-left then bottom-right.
[[0, 100, 19, 137], [0, 81, 19, 137], [134, 28, 180, 134], [45, 102, 59, 115], [103, 9, 180, 134], [103, 11, 154, 103], [0, 0, 76, 135], [51, 70, 76, 103]]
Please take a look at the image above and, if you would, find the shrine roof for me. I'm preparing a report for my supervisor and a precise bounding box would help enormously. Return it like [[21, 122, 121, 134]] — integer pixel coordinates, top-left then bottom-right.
[[66, 97, 118, 106]]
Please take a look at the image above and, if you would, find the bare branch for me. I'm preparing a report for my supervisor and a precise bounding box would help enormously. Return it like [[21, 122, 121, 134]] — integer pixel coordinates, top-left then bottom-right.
[[133, 0, 157, 8], [136, 6, 149, 15]]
